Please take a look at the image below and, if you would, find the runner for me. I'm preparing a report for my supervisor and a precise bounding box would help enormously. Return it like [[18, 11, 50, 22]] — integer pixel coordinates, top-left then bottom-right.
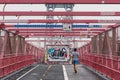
[[71, 48, 79, 73]]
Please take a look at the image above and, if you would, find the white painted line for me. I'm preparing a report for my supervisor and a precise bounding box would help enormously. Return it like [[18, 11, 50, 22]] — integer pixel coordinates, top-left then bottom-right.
[[47, 65, 52, 70], [43, 74, 45, 76], [62, 65, 68, 80], [16, 65, 39, 80]]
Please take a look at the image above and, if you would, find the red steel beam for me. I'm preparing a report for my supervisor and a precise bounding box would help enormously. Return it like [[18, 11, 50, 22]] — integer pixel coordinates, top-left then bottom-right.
[[0, 0, 120, 4], [19, 31, 101, 33], [8, 28, 107, 31], [1, 20, 120, 23], [18, 31, 101, 35], [20, 33, 96, 36], [2, 24, 112, 28], [18, 31, 100, 34], [0, 12, 120, 16], [26, 40, 90, 42], [97, 24, 120, 36], [24, 36, 91, 38], [22, 34, 94, 37]]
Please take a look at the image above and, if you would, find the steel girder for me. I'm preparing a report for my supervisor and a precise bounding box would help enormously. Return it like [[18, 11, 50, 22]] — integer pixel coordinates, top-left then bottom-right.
[[18, 32, 99, 36], [1, 20, 120, 23], [18, 31, 101, 34], [7, 28, 107, 31], [0, 0, 120, 4], [26, 40, 90, 42], [0, 12, 119, 16], [21, 33, 96, 36], [8, 28, 105, 36]]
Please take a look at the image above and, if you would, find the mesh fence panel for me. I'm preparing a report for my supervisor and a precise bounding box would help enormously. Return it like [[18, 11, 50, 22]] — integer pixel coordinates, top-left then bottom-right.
[[0, 29, 5, 54]]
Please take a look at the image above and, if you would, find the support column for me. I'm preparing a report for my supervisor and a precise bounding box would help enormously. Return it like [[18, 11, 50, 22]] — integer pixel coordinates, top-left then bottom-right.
[[96, 35, 100, 54], [0, 31, 8, 58], [16, 35, 20, 55], [91, 37, 94, 53], [99, 34, 102, 54], [12, 34, 16, 54], [92, 36, 97, 54], [24, 42, 27, 54], [102, 33, 109, 54], [44, 37, 47, 64], [106, 32, 112, 58], [112, 28, 117, 55]]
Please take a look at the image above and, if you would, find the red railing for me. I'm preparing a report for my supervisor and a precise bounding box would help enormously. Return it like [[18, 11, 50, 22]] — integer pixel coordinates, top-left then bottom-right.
[[0, 54, 34, 78], [81, 53, 120, 80]]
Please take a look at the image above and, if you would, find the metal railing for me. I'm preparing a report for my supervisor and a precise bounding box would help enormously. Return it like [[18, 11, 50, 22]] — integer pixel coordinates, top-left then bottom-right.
[[80, 53, 120, 80], [0, 54, 34, 78]]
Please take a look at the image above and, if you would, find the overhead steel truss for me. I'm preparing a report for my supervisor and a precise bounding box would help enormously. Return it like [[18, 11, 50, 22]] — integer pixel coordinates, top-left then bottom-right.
[[0, 0, 119, 37], [0, 20, 120, 23], [21, 33, 96, 37], [0, 0, 119, 4], [0, 11, 119, 16], [7, 28, 107, 31], [26, 40, 90, 42]]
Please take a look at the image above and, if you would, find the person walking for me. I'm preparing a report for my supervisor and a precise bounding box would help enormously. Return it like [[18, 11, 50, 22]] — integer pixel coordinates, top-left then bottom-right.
[[71, 48, 79, 73]]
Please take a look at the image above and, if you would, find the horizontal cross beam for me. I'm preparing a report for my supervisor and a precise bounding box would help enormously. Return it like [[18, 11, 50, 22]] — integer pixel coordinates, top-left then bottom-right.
[[18, 31, 100, 34], [0, 0, 119, 4], [26, 40, 90, 42], [7, 28, 107, 31], [0, 12, 119, 16], [20, 33, 97, 36], [1, 20, 120, 23]]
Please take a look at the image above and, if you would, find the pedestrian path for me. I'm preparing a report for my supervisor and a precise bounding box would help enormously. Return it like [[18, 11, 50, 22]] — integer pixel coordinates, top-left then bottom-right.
[[8, 64, 106, 80], [65, 65, 104, 80]]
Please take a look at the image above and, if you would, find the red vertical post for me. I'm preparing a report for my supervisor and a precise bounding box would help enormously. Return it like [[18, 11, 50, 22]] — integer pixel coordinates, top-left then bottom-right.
[[106, 31, 113, 69], [106, 32, 112, 58], [99, 34, 102, 54], [26, 43, 29, 54], [35, 48, 36, 62], [112, 28, 117, 55], [37, 49, 39, 62], [102, 33, 109, 54], [0, 31, 8, 58], [91, 37, 94, 53], [33, 47, 36, 62], [89, 42, 92, 53], [24, 42, 27, 54], [92, 37, 95, 53], [96, 35, 100, 54], [31, 46, 33, 54], [16, 35, 20, 55], [21, 37, 25, 54], [12, 34, 17, 54], [27, 43, 30, 54], [34, 48, 37, 62], [30, 45, 33, 54]]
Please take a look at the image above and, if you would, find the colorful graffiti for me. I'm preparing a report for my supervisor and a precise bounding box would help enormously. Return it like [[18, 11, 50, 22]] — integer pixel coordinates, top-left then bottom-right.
[[47, 45, 70, 61]]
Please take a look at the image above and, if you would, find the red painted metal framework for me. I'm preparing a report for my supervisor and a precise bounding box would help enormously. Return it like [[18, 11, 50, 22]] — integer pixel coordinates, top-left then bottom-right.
[[26, 40, 90, 42], [0, 24, 107, 37], [1, 20, 120, 23], [78, 25, 120, 80], [0, 28, 44, 78], [0, 11, 120, 16], [0, 0, 120, 4], [0, 0, 120, 79]]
